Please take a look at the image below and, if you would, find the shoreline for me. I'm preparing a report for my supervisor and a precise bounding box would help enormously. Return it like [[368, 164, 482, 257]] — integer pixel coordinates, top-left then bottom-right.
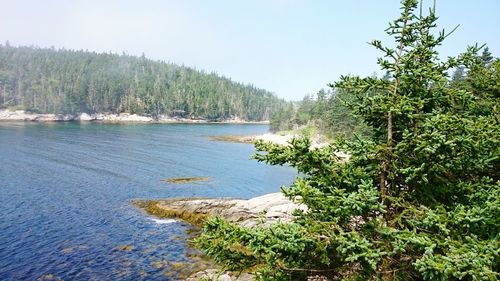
[[211, 133, 351, 161], [134, 192, 305, 228], [211, 132, 332, 149], [0, 109, 269, 124], [134, 193, 306, 280]]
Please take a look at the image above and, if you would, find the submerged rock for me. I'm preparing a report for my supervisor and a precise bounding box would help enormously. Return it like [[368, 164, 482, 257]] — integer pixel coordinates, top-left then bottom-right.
[[115, 245, 135, 251], [160, 177, 211, 184], [37, 274, 63, 281]]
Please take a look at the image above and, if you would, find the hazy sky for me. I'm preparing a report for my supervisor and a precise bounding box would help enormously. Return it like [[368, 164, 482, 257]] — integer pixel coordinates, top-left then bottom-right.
[[1, 0, 499, 100]]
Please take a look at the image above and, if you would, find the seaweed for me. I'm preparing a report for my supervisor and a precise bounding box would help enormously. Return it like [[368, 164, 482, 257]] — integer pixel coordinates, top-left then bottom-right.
[[161, 177, 211, 184]]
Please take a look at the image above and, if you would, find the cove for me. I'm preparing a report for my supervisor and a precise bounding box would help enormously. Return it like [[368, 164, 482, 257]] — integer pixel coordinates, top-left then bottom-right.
[[0, 122, 296, 280]]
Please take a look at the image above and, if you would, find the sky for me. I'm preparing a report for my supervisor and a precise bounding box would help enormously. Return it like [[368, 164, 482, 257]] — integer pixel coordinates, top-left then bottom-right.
[[1, 0, 499, 101]]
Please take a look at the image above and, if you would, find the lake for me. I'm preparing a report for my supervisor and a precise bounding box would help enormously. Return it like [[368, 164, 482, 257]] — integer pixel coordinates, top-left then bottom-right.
[[0, 122, 297, 280]]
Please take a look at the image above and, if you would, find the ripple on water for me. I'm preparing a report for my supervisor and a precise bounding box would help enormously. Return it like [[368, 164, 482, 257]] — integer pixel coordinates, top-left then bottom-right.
[[151, 218, 179, 225], [0, 122, 297, 280]]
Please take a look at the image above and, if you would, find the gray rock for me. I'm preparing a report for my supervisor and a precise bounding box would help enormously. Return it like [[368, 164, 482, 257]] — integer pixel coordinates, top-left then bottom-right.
[[185, 269, 254, 281], [151, 192, 306, 227], [140, 193, 308, 281]]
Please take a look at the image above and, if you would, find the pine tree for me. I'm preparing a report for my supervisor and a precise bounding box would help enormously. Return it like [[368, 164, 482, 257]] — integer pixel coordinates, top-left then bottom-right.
[[481, 46, 494, 66], [196, 1, 500, 280]]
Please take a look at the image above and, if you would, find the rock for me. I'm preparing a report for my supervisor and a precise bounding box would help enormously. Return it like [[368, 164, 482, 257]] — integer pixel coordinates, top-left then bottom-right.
[[116, 113, 152, 122], [37, 274, 63, 281], [134, 193, 308, 281], [185, 269, 253, 281], [93, 113, 105, 121], [0, 109, 36, 121], [0, 110, 81, 121], [77, 113, 94, 121], [101, 113, 152, 122], [0, 109, 155, 122], [161, 177, 211, 184], [135, 192, 306, 228], [56, 114, 75, 121], [254, 133, 296, 146], [116, 245, 134, 251], [210, 133, 349, 157], [0, 109, 267, 124]]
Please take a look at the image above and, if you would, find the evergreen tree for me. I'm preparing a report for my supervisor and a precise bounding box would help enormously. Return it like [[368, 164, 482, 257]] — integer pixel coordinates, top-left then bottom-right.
[[196, 1, 500, 280], [481, 46, 494, 66], [269, 87, 370, 139], [450, 66, 465, 84]]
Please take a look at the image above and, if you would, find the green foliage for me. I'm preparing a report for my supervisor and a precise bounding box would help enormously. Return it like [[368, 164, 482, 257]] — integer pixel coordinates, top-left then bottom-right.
[[270, 102, 296, 132], [451, 53, 500, 119], [196, 1, 500, 280], [0, 45, 285, 120], [269, 88, 371, 139], [320, 88, 372, 139]]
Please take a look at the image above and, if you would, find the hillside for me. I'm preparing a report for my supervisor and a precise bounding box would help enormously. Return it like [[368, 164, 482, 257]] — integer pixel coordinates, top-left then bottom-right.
[[0, 44, 285, 121]]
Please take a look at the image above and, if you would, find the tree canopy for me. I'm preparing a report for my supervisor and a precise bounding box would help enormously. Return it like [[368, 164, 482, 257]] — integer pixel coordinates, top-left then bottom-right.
[[196, 1, 500, 280], [0, 45, 285, 121], [269, 87, 371, 139]]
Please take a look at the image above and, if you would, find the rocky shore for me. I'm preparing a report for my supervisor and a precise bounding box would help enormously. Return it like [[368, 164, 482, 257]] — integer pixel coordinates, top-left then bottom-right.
[[0, 109, 268, 124], [211, 133, 346, 154], [135, 192, 305, 228], [134, 193, 306, 280]]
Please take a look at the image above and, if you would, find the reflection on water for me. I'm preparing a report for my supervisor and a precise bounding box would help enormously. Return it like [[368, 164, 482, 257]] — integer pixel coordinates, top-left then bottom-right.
[[0, 122, 296, 280]]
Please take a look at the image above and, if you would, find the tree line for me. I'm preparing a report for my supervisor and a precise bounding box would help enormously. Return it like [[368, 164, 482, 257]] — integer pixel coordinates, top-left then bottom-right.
[[269, 87, 371, 139], [0, 44, 286, 121]]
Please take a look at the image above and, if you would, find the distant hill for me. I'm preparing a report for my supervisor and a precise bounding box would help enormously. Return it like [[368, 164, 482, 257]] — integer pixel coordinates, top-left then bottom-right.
[[0, 44, 285, 121]]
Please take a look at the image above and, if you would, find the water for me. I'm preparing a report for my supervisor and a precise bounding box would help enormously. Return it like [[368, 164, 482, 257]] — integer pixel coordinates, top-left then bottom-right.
[[0, 122, 297, 280]]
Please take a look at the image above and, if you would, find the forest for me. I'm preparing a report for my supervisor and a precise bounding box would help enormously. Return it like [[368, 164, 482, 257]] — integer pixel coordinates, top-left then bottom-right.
[[0, 44, 285, 121]]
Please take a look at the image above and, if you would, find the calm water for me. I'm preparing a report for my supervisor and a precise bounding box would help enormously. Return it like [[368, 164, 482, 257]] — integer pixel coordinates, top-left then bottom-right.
[[0, 122, 296, 280]]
